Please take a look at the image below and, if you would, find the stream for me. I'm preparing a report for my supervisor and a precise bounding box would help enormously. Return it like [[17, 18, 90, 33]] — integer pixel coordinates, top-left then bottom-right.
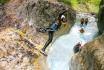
[[46, 13, 98, 70]]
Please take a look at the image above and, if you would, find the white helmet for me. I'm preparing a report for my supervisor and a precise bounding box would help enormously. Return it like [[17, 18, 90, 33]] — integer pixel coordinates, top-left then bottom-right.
[[61, 15, 65, 19]]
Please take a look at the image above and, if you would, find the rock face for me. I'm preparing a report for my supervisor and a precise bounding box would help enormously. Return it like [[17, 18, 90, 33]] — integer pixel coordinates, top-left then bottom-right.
[[0, 5, 12, 27], [4, 0, 76, 40], [0, 5, 5, 26], [0, 28, 36, 70], [0, 0, 76, 70], [72, 33, 104, 70], [98, 0, 104, 34], [16, 0, 75, 28]]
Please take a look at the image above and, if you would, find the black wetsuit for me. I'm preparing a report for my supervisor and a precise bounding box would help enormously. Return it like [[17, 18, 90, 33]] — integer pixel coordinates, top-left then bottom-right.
[[73, 43, 81, 53], [85, 18, 88, 25], [41, 10, 67, 52], [41, 22, 59, 51]]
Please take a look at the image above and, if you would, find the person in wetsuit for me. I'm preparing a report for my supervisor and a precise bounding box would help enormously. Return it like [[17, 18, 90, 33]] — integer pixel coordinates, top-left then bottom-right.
[[80, 18, 84, 26], [39, 10, 68, 55], [85, 18, 88, 25], [79, 28, 85, 33], [73, 42, 82, 53]]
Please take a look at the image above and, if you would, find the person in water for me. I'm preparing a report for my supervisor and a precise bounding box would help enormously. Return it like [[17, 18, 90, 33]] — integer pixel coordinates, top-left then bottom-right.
[[38, 9, 68, 55], [80, 18, 84, 26], [79, 28, 85, 33], [85, 18, 88, 25], [73, 42, 82, 53]]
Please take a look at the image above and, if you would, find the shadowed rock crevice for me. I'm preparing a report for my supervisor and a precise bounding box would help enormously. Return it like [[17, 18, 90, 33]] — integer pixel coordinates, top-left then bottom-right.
[[98, 0, 104, 34]]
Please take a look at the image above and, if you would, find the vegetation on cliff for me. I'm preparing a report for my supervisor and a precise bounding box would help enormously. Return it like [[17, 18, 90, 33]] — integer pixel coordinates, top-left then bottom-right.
[[0, 0, 10, 4], [58, 0, 101, 13]]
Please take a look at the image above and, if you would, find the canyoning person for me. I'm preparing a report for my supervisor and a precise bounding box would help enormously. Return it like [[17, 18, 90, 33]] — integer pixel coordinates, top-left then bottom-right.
[[80, 18, 84, 26], [73, 42, 82, 53], [37, 9, 68, 56], [85, 18, 88, 25], [79, 28, 85, 33]]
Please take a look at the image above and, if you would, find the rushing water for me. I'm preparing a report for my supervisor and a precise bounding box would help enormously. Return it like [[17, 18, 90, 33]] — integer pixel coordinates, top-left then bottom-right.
[[46, 13, 98, 70]]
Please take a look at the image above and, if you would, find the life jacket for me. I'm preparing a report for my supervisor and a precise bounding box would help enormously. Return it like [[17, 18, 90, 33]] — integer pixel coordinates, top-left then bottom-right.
[[49, 15, 63, 31], [49, 22, 58, 31], [49, 13, 66, 31]]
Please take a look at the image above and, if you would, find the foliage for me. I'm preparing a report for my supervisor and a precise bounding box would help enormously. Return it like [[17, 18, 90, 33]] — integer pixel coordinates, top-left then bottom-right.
[[0, 0, 9, 5], [58, 0, 72, 6], [58, 0, 101, 13]]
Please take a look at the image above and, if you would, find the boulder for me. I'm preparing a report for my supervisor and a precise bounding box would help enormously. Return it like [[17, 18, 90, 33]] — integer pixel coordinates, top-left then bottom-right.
[[16, 0, 75, 28], [71, 31, 104, 70]]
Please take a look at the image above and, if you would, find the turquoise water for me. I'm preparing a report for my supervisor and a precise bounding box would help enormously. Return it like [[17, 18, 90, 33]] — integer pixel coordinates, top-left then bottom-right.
[[47, 13, 98, 70]]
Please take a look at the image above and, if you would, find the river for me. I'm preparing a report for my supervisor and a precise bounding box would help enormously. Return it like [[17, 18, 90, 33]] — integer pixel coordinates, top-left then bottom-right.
[[46, 12, 98, 70]]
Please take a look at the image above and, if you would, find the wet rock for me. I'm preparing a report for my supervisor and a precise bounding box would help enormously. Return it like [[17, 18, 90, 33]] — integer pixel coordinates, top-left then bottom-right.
[[98, 0, 104, 34], [72, 33, 104, 70], [17, 0, 75, 28], [0, 28, 46, 70], [0, 5, 5, 26]]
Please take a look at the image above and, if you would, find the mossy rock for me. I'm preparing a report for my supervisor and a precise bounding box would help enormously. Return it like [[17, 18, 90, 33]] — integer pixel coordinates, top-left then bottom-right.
[[0, 0, 10, 5]]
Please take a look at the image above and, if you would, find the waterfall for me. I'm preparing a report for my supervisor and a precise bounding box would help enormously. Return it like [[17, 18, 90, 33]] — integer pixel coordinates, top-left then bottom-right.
[[46, 12, 98, 70]]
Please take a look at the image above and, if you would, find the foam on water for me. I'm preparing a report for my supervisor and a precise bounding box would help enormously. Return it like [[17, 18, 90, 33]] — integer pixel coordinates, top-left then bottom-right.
[[47, 13, 98, 70]]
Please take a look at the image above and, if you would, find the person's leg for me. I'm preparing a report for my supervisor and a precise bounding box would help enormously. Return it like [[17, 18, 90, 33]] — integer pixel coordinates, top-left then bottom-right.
[[41, 31, 54, 52], [37, 27, 47, 33], [85, 21, 88, 25], [81, 22, 84, 26]]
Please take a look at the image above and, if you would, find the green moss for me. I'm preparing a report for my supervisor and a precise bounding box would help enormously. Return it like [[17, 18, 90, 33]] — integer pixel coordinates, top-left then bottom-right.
[[58, 0, 72, 6], [0, 0, 9, 5], [58, 0, 101, 13]]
